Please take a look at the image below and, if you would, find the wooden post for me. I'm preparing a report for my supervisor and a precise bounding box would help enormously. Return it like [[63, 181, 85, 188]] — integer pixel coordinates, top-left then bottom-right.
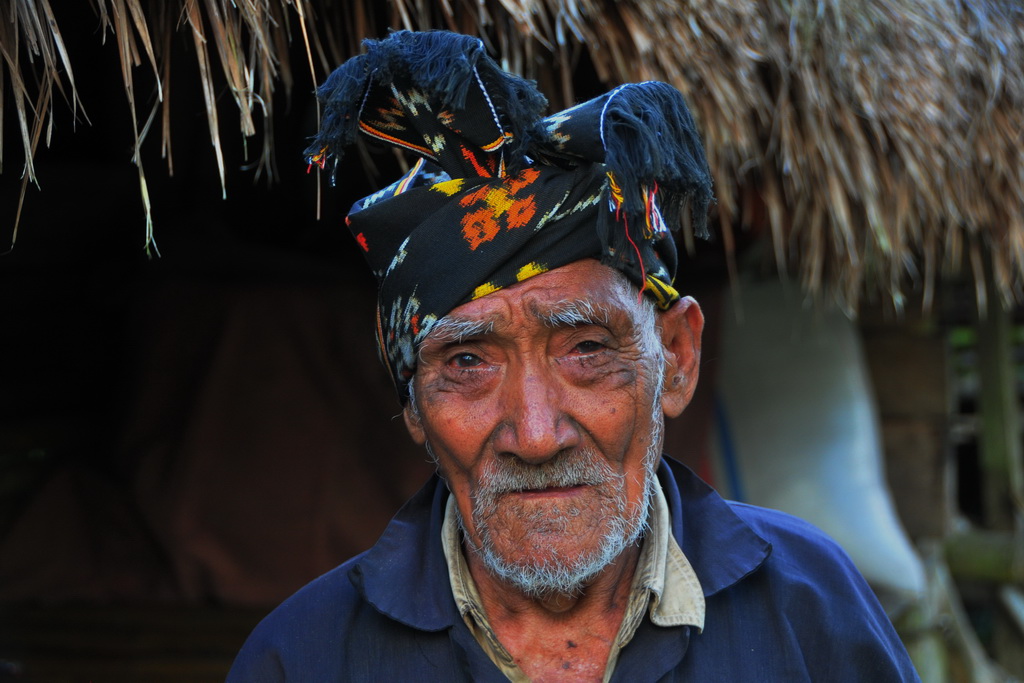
[[975, 263, 1023, 530]]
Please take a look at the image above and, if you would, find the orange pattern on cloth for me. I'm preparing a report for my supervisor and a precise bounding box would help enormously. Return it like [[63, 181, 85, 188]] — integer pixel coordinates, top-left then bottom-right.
[[459, 168, 540, 250]]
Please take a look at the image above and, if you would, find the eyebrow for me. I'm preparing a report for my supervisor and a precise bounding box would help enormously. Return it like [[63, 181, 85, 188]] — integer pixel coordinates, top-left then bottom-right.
[[530, 299, 611, 328], [425, 316, 496, 343]]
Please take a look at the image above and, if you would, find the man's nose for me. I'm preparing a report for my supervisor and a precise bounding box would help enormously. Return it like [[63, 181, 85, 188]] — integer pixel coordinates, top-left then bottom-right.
[[493, 362, 581, 463]]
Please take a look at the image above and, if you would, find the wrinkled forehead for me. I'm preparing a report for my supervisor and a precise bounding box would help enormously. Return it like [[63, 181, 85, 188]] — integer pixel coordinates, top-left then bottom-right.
[[426, 299, 615, 343], [421, 260, 640, 344]]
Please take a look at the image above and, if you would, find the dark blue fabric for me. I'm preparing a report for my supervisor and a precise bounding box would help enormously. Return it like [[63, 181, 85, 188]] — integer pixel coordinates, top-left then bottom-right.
[[228, 458, 920, 682]]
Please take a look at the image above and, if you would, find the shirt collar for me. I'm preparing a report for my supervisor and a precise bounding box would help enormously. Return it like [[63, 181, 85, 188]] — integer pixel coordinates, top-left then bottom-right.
[[658, 457, 772, 597], [643, 476, 706, 631], [442, 496, 524, 679], [350, 475, 460, 631]]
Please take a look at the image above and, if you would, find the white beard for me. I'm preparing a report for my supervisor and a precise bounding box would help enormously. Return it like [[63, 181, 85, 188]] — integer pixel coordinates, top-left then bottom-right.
[[457, 410, 663, 599]]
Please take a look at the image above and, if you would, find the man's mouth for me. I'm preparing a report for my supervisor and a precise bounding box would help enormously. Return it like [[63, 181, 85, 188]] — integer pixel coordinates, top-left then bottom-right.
[[512, 484, 588, 498]]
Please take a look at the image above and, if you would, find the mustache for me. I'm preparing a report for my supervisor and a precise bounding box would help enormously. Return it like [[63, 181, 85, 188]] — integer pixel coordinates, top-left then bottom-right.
[[474, 448, 622, 496]]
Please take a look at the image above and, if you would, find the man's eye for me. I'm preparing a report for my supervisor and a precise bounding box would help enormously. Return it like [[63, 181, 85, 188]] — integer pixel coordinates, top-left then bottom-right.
[[450, 353, 484, 368], [573, 340, 605, 354]]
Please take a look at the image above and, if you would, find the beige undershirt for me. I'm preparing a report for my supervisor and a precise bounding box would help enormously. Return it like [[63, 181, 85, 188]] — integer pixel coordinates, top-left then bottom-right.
[[441, 482, 705, 682]]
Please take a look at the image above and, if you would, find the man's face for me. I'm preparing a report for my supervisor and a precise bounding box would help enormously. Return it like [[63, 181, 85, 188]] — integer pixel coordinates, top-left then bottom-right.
[[404, 259, 701, 596]]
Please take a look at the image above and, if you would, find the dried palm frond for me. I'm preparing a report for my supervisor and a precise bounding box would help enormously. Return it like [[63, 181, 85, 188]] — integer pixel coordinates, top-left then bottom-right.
[[2, 0, 1023, 312], [561, 0, 1024, 312], [1, 0, 79, 247], [2, 0, 331, 254]]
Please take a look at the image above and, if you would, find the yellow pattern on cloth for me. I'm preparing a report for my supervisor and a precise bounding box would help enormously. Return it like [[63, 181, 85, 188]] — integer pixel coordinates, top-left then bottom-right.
[[515, 262, 549, 282], [431, 178, 466, 196], [471, 281, 503, 300], [441, 478, 705, 682]]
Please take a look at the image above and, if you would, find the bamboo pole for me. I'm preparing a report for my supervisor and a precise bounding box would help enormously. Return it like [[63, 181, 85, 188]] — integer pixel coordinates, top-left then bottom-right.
[[944, 529, 1024, 584], [905, 542, 1004, 683]]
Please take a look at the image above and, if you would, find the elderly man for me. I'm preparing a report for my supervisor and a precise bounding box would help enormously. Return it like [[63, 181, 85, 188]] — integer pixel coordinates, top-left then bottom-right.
[[229, 31, 919, 682]]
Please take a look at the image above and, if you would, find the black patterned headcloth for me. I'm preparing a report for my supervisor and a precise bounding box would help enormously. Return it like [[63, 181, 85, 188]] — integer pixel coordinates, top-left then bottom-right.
[[306, 30, 713, 400]]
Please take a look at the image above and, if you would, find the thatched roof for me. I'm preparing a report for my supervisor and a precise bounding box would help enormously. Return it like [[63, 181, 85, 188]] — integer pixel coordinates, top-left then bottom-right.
[[4, 0, 1023, 310]]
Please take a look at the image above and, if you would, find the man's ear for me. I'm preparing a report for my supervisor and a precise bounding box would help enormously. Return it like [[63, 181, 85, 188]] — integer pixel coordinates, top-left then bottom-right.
[[403, 402, 427, 446], [658, 296, 704, 418]]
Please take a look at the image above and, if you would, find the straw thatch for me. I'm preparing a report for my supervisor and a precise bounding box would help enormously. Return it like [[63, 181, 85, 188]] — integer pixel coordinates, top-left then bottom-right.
[[3, 0, 1023, 309]]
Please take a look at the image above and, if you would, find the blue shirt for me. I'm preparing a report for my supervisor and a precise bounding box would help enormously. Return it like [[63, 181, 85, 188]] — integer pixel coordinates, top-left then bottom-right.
[[228, 457, 920, 682]]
